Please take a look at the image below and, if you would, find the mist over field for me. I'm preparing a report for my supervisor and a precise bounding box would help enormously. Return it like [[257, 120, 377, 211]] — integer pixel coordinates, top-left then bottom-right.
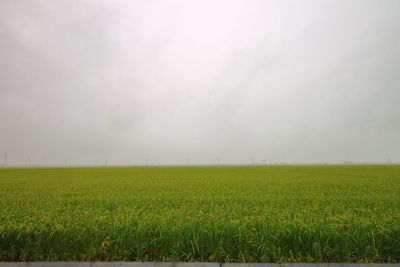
[[1, 2, 400, 262], [1, 0, 400, 166]]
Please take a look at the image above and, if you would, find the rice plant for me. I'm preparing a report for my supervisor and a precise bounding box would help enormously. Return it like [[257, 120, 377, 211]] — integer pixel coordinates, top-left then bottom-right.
[[0, 165, 399, 262]]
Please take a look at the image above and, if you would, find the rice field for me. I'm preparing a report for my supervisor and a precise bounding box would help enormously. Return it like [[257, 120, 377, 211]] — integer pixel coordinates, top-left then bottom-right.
[[0, 165, 399, 262]]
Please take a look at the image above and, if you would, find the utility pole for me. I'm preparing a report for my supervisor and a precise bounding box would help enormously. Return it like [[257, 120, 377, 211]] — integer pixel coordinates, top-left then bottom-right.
[[186, 158, 190, 166]]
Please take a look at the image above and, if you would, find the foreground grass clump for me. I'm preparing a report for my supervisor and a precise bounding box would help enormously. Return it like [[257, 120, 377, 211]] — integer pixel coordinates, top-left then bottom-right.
[[0, 165, 399, 262]]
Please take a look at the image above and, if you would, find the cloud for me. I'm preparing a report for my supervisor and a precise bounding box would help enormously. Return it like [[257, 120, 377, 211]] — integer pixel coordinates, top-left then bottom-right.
[[1, 0, 399, 165]]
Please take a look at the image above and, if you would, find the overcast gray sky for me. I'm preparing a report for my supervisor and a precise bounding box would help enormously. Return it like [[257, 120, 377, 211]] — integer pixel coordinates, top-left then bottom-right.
[[1, 0, 399, 166]]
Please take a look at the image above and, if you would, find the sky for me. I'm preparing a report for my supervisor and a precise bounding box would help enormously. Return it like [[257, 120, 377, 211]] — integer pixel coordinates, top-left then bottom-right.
[[1, 0, 400, 166]]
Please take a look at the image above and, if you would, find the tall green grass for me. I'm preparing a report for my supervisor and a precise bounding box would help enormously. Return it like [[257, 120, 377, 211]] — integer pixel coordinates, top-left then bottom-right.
[[0, 165, 399, 262]]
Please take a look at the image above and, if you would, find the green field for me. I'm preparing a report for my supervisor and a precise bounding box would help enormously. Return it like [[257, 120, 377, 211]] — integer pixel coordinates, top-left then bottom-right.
[[0, 165, 399, 262]]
